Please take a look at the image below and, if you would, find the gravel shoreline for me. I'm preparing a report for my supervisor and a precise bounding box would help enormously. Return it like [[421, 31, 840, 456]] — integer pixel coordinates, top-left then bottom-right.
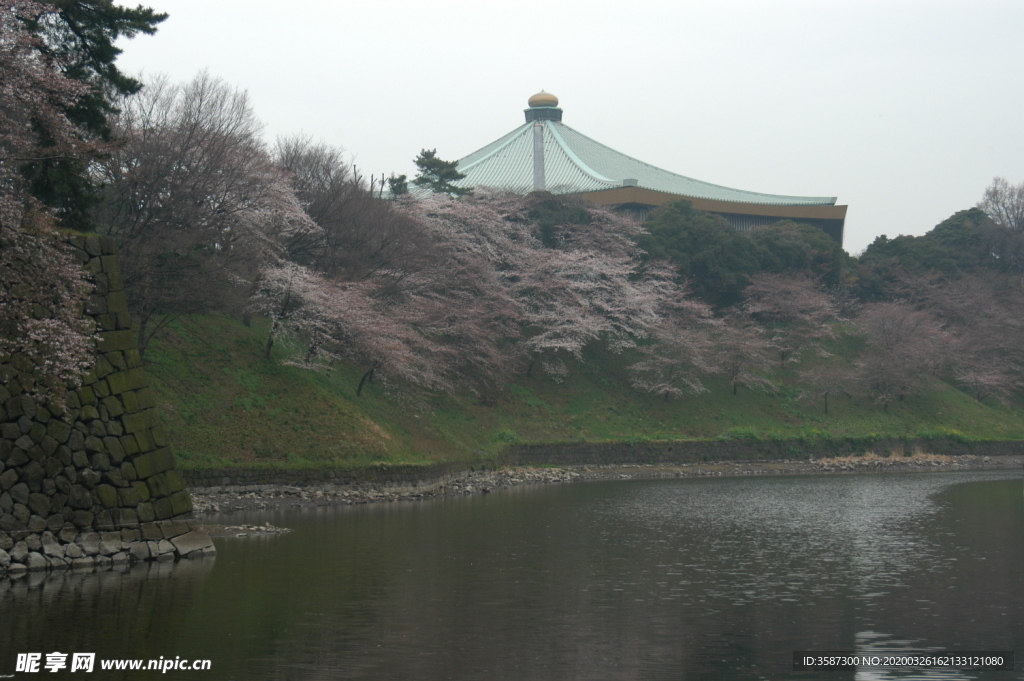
[[189, 453, 1024, 516]]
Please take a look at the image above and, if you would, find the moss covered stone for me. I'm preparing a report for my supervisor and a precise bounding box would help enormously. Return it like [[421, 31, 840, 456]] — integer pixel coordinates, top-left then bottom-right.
[[122, 409, 156, 435], [117, 487, 140, 507], [101, 396, 124, 418], [153, 497, 173, 520], [46, 420, 72, 444], [132, 480, 150, 501], [133, 428, 155, 453], [106, 291, 129, 315], [146, 472, 170, 497], [132, 447, 175, 479], [125, 367, 147, 390], [106, 371, 128, 395], [168, 490, 193, 516], [98, 330, 135, 353], [0, 244, 204, 570], [96, 485, 118, 508]]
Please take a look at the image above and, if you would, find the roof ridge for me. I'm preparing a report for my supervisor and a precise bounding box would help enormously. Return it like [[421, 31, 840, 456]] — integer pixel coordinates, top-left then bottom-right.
[[459, 123, 532, 173], [544, 122, 616, 186]]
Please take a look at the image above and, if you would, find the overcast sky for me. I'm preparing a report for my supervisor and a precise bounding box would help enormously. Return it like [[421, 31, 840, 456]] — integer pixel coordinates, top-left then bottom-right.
[[115, 0, 1024, 254]]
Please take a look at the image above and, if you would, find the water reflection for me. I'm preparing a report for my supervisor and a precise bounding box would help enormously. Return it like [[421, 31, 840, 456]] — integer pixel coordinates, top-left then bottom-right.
[[2, 558, 215, 680], [852, 631, 977, 681], [1, 555, 213, 596], [1, 471, 1020, 681]]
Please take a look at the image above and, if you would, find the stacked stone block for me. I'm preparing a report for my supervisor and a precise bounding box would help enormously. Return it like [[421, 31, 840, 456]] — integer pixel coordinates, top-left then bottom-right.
[[0, 236, 213, 576]]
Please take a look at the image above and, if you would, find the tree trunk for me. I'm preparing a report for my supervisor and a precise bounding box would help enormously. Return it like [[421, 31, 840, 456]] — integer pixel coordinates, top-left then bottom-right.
[[265, 289, 292, 359], [356, 364, 378, 397], [304, 333, 320, 364], [265, 320, 279, 359]]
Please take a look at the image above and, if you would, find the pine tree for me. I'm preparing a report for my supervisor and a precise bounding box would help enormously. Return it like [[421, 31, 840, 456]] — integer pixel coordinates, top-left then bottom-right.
[[411, 149, 472, 197], [18, 0, 167, 230], [387, 173, 409, 196]]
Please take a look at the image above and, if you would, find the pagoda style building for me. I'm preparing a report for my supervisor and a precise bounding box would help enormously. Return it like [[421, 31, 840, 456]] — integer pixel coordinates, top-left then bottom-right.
[[447, 91, 847, 245]]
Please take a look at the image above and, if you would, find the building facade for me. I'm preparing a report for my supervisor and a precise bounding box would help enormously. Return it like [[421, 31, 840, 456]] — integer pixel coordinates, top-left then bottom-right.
[[445, 92, 847, 245]]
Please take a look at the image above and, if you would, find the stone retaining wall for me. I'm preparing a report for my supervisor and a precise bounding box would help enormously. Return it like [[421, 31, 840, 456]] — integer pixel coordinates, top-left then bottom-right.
[[505, 437, 1024, 466], [0, 236, 213, 576], [183, 461, 474, 490], [180, 438, 1024, 491]]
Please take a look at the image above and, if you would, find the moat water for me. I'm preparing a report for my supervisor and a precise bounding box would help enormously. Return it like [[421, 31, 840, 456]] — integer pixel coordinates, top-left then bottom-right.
[[2, 470, 1022, 680]]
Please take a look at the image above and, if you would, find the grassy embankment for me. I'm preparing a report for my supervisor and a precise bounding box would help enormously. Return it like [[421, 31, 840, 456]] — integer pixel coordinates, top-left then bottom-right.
[[145, 316, 1024, 471]]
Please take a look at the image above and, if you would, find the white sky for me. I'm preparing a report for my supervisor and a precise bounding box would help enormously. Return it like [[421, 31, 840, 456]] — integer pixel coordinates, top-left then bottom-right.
[[115, 0, 1024, 255]]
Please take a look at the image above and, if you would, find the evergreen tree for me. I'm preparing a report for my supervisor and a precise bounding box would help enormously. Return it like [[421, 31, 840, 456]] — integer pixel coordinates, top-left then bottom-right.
[[634, 200, 760, 308], [749, 220, 849, 286], [411, 149, 472, 197], [387, 173, 408, 196], [18, 0, 167, 230]]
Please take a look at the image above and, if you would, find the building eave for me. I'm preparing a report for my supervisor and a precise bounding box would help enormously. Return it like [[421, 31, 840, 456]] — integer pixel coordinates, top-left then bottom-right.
[[572, 186, 847, 220]]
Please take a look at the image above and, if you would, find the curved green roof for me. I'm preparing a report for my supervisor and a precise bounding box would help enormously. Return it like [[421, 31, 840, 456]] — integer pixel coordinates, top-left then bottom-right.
[[451, 116, 837, 207]]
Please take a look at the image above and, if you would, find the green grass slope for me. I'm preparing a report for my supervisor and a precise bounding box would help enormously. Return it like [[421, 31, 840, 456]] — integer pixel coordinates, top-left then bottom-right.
[[145, 316, 1024, 470]]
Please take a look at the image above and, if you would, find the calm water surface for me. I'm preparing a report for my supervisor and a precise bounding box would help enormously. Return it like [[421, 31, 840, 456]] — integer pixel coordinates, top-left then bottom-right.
[[2, 470, 1022, 680]]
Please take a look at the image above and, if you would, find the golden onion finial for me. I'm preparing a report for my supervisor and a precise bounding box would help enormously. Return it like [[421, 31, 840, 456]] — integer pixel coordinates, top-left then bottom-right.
[[528, 90, 559, 108]]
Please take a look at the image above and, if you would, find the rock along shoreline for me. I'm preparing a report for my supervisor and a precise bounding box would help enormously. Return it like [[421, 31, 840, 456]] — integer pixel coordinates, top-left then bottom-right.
[[189, 453, 1024, 516]]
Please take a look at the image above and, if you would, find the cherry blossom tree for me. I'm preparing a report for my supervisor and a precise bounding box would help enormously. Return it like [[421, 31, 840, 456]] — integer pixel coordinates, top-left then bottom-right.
[[1, 0, 97, 405], [627, 285, 720, 399], [953, 360, 1023, 404], [799, 363, 854, 415], [393, 194, 541, 387], [742, 272, 838, 365], [407, 191, 671, 381], [95, 72, 315, 356], [903, 272, 1024, 404], [249, 262, 457, 396], [248, 262, 330, 360], [854, 301, 952, 411], [2, 2, 92, 167], [398, 252, 522, 395], [708, 312, 776, 395], [509, 246, 664, 371], [0, 204, 96, 405]]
